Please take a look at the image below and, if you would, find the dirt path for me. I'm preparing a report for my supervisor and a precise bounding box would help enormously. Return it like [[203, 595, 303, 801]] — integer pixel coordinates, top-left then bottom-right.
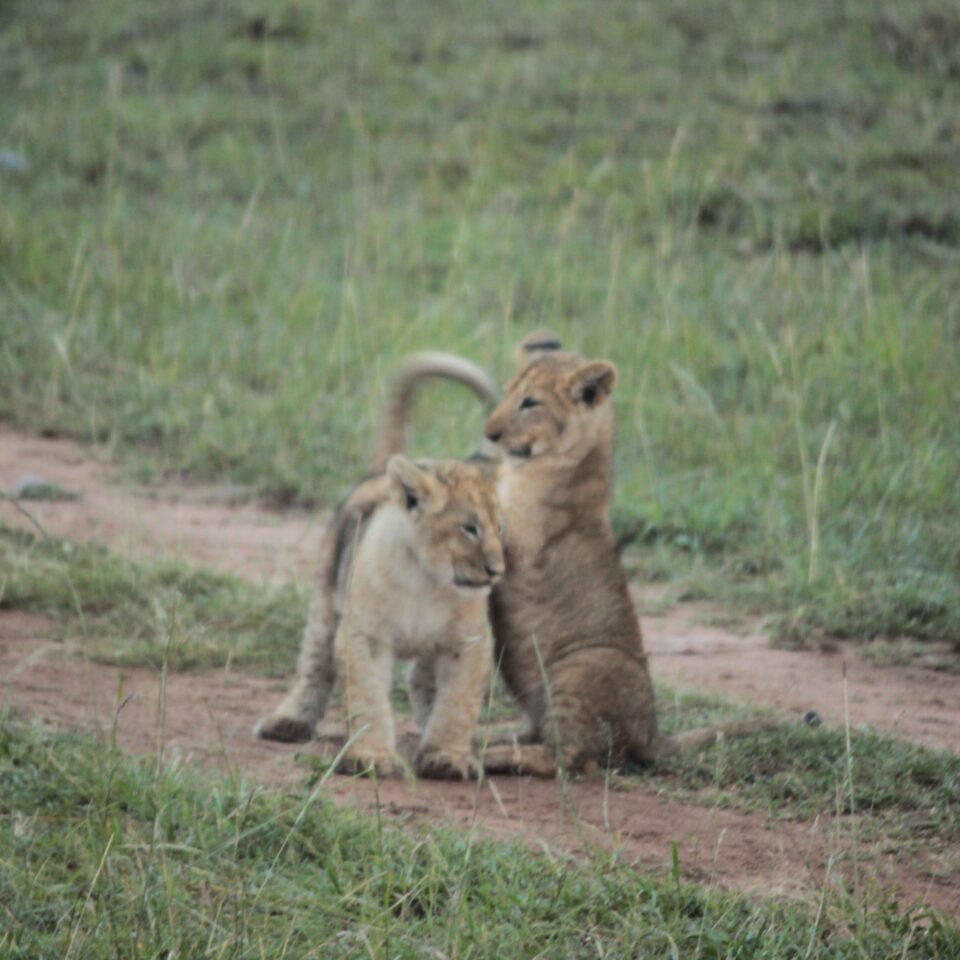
[[4, 612, 957, 914], [0, 426, 323, 584], [645, 607, 960, 756], [2, 426, 958, 915], [4, 426, 957, 754]]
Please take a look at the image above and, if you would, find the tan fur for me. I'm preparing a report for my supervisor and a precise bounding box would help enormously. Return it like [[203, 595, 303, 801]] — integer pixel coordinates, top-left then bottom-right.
[[256, 356, 503, 778], [258, 337, 792, 780], [255, 457, 504, 780], [370, 351, 499, 474], [477, 345, 658, 775], [480, 340, 799, 776]]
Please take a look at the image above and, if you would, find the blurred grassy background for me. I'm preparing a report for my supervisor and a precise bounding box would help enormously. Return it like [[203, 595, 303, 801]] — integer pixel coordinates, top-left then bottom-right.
[[1, 0, 958, 643]]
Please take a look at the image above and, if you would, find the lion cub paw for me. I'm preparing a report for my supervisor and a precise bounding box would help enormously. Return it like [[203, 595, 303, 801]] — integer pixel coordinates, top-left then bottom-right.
[[337, 750, 404, 779], [415, 746, 481, 781], [254, 712, 314, 743]]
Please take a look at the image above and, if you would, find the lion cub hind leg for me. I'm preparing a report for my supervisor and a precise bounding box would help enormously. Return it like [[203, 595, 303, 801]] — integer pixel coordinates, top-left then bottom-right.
[[407, 658, 437, 729], [254, 501, 367, 744], [480, 696, 602, 778], [336, 626, 403, 778], [254, 580, 338, 743], [415, 634, 491, 781], [480, 740, 599, 779]]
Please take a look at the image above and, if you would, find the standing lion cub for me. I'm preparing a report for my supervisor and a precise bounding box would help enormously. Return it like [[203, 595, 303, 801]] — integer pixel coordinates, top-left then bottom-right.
[[335, 456, 504, 779], [256, 454, 505, 780]]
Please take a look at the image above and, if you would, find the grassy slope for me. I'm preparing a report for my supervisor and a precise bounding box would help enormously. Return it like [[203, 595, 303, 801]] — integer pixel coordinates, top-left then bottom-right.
[[2, 719, 958, 959], [1, 0, 959, 643]]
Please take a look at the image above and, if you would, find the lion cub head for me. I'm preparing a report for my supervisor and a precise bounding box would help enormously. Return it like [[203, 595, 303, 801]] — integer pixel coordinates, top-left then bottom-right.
[[385, 455, 505, 592], [483, 332, 618, 467]]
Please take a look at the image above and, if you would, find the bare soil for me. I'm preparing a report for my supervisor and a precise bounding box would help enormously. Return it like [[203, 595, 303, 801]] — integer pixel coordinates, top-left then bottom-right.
[[2, 425, 958, 916], [645, 604, 960, 756], [0, 426, 323, 584]]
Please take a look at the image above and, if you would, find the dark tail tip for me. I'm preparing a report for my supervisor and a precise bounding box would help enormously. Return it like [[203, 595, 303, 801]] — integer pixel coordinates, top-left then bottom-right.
[[520, 329, 562, 354]]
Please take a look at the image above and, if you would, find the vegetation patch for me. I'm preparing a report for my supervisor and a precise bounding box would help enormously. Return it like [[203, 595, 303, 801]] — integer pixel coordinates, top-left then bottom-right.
[[2, 718, 957, 959], [1, 0, 959, 643], [0, 524, 304, 674], [645, 710, 960, 843], [3, 523, 958, 847]]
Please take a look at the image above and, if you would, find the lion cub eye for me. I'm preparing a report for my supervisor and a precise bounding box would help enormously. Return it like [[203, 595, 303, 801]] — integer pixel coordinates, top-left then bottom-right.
[[460, 523, 480, 540], [519, 396, 540, 410]]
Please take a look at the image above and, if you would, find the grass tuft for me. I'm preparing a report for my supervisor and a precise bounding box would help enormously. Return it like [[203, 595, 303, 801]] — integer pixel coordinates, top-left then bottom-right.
[[646, 714, 960, 841], [0, 523, 305, 674]]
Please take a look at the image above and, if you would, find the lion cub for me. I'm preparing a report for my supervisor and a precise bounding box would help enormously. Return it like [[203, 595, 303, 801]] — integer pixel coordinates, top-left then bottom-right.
[[480, 336, 784, 776], [257, 454, 504, 780]]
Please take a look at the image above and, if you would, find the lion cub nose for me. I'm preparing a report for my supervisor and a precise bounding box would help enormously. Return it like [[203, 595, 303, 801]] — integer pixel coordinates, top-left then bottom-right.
[[484, 562, 505, 579], [485, 427, 502, 443]]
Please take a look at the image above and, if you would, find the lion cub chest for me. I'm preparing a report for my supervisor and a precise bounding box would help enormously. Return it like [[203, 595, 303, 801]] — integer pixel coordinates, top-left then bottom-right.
[[341, 505, 488, 657]]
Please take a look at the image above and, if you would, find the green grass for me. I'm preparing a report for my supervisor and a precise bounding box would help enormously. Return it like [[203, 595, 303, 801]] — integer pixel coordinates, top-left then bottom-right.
[[629, 686, 960, 844], [1, 0, 959, 644], [2, 718, 958, 959], [647, 712, 960, 843], [0, 524, 304, 673], [2, 5, 959, 945]]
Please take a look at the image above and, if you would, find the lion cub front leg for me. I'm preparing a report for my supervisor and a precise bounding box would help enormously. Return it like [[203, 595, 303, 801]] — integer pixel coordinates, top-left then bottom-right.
[[335, 624, 402, 778], [415, 632, 491, 781]]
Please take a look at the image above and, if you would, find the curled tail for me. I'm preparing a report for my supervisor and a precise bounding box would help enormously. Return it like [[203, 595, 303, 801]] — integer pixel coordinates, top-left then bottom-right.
[[371, 351, 499, 473]]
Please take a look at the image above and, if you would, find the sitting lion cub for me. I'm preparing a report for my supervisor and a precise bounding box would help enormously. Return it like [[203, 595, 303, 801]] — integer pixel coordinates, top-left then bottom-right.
[[481, 335, 788, 775], [257, 454, 505, 780]]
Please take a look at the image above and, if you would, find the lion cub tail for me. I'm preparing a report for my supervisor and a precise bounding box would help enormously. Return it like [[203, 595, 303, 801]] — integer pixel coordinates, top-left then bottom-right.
[[656, 711, 821, 758], [370, 352, 499, 473]]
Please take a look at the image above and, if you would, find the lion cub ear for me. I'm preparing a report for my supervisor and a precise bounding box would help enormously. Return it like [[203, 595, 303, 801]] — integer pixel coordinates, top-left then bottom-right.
[[386, 455, 442, 513], [568, 361, 617, 407], [515, 329, 563, 367]]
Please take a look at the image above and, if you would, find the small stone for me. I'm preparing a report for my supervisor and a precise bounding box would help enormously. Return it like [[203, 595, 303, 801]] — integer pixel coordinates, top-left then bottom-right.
[[0, 149, 29, 173]]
